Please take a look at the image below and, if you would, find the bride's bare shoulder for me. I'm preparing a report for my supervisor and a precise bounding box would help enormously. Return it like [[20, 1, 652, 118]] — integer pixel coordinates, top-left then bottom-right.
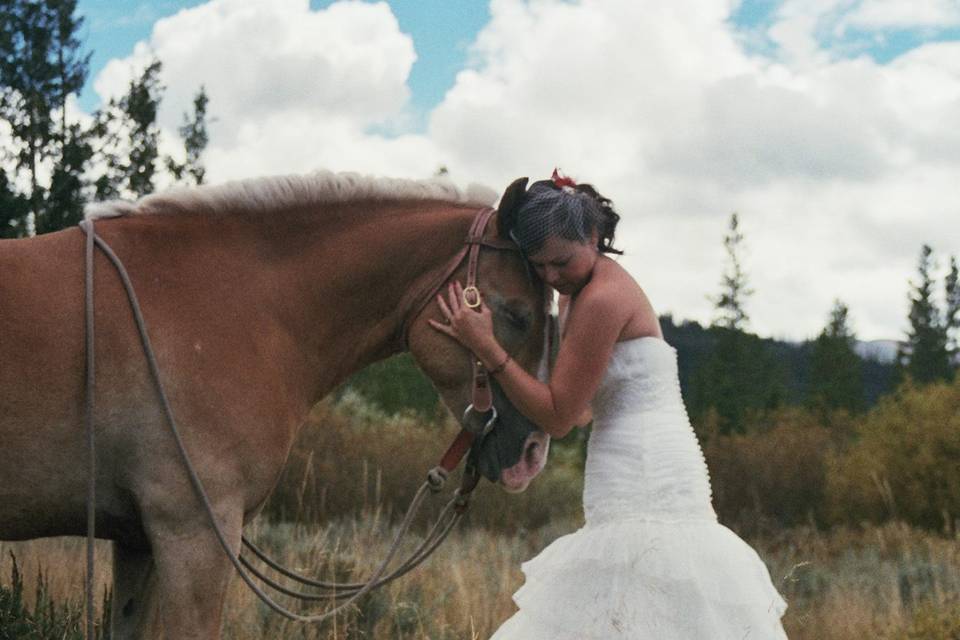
[[591, 257, 644, 296], [590, 258, 662, 338]]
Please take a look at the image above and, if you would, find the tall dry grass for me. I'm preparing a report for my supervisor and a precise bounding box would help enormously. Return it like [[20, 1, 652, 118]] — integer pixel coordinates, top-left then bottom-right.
[[3, 519, 959, 639], [265, 392, 585, 534]]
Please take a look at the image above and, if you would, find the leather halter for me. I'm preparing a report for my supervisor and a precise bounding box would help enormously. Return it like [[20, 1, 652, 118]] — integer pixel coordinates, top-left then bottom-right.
[[398, 207, 518, 346], [399, 206, 520, 415], [397, 206, 523, 480]]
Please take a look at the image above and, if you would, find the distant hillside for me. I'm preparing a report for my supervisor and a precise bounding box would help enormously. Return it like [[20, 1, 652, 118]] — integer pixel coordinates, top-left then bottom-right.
[[854, 339, 900, 364], [343, 314, 901, 419], [660, 315, 898, 411]]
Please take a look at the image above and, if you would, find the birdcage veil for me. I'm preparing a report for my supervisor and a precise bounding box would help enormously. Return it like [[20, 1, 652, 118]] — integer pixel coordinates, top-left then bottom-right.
[[501, 170, 623, 256]]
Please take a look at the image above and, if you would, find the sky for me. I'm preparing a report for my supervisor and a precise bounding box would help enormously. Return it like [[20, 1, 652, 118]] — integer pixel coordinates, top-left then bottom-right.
[[71, 0, 960, 343]]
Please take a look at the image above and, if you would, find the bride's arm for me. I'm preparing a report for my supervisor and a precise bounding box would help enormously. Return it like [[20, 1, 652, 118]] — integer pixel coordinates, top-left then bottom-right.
[[429, 281, 623, 437]]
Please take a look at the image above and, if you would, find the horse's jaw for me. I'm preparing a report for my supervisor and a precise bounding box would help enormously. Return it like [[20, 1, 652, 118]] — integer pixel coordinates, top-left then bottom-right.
[[499, 431, 551, 493]]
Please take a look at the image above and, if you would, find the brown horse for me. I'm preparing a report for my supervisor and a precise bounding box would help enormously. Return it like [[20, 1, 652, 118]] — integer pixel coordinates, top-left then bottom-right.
[[0, 171, 551, 639]]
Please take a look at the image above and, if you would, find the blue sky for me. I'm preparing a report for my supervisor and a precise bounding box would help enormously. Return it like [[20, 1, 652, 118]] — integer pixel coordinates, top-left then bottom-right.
[[78, 0, 960, 115], [77, 0, 491, 118], [730, 0, 960, 61]]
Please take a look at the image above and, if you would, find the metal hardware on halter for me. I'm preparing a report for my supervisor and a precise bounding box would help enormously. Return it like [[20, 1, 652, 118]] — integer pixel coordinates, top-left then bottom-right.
[[462, 403, 498, 436], [426, 466, 449, 492], [462, 285, 481, 308]]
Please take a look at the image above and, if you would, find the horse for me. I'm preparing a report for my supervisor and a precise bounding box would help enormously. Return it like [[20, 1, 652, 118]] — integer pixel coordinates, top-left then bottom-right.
[[0, 170, 552, 639]]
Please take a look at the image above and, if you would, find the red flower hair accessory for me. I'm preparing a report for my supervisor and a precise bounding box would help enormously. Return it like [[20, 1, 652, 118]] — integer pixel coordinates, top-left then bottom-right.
[[551, 168, 577, 192]]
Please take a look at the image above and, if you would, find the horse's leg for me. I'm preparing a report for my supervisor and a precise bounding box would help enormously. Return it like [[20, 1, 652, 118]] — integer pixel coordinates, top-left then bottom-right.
[[111, 543, 163, 640], [148, 508, 243, 640]]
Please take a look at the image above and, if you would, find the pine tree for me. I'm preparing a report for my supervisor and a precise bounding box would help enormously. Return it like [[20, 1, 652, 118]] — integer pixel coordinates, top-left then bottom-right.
[[93, 58, 164, 200], [50, 0, 88, 139], [688, 213, 785, 434], [0, 167, 30, 238], [711, 213, 753, 330], [900, 245, 951, 384], [90, 102, 123, 201], [123, 58, 163, 197], [94, 60, 212, 201], [0, 0, 58, 227], [36, 122, 92, 233], [0, 0, 89, 234], [165, 85, 209, 185], [808, 300, 864, 414], [945, 256, 960, 365], [37, 0, 90, 233], [689, 328, 786, 435]]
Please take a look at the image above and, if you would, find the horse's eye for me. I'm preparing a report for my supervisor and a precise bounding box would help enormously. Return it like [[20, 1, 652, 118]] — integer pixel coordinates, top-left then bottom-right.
[[502, 308, 529, 332]]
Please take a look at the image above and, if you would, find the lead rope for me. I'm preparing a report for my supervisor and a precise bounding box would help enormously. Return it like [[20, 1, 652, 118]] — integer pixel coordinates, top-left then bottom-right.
[[78, 221, 479, 629], [237, 461, 479, 598], [81, 220, 97, 640], [238, 490, 462, 600]]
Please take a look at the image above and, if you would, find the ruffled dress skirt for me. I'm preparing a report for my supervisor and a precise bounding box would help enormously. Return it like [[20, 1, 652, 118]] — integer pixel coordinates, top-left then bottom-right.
[[490, 516, 788, 639]]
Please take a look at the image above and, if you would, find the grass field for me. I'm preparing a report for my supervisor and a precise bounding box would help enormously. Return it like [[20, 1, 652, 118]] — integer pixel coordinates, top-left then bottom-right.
[[3, 394, 960, 638], [3, 516, 959, 639]]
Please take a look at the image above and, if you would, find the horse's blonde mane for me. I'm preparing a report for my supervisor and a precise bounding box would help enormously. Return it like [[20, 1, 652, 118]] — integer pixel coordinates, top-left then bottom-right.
[[84, 170, 498, 220]]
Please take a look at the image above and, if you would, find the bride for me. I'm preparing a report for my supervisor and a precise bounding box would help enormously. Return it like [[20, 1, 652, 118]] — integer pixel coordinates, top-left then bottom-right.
[[429, 172, 789, 639]]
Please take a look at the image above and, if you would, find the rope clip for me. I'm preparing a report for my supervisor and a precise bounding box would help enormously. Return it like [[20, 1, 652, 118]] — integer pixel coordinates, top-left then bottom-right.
[[426, 466, 448, 492]]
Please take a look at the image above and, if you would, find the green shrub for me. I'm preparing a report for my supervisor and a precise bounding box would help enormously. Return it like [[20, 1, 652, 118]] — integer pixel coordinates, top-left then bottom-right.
[[826, 378, 960, 531], [702, 407, 832, 534], [342, 353, 440, 417]]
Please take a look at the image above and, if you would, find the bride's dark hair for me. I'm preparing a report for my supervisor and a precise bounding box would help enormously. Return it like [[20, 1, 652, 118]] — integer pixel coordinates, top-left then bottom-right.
[[497, 175, 622, 256]]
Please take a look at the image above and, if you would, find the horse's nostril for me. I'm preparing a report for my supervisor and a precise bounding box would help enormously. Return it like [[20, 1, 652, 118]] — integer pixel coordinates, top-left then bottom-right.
[[525, 441, 540, 462]]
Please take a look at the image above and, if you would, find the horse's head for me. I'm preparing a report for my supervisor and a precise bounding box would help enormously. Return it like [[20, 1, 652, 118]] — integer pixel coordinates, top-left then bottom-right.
[[407, 202, 553, 493]]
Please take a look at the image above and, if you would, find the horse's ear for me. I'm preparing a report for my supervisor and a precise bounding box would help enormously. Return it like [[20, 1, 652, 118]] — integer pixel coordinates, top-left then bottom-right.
[[496, 177, 529, 239]]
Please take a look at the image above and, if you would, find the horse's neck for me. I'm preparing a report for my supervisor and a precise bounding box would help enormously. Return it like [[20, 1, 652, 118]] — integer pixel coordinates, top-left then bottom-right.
[[241, 201, 477, 401], [105, 202, 476, 407]]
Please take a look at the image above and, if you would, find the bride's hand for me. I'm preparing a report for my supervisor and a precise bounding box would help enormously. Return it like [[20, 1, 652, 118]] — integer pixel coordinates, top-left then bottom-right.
[[428, 281, 499, 361], [575, 406, 593, 428]]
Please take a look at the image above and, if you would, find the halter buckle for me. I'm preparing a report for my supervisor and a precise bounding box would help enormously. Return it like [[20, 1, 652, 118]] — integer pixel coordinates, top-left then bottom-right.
[[461, 404, 498, 436], [462, 285, 481, 308]]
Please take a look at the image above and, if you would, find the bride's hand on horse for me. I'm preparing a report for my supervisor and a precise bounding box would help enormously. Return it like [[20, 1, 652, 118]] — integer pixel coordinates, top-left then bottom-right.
[[428, 281, 505, 366]]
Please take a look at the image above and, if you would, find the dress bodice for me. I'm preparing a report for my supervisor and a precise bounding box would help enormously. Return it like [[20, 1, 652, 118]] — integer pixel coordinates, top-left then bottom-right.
[[584, 337, 716, 524]]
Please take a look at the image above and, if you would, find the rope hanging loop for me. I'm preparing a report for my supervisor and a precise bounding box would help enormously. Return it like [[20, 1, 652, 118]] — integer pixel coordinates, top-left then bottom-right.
[[77, 219, 490, 626]]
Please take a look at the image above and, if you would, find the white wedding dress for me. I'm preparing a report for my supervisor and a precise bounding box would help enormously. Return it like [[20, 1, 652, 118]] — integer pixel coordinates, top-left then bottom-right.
[[490, 336, 788, 639]]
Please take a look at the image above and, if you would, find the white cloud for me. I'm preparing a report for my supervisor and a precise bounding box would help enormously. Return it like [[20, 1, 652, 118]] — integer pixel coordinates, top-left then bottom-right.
[[93, 0, 441, 183], [87, 0, 960, 340], [425, 0, 960, 340]]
